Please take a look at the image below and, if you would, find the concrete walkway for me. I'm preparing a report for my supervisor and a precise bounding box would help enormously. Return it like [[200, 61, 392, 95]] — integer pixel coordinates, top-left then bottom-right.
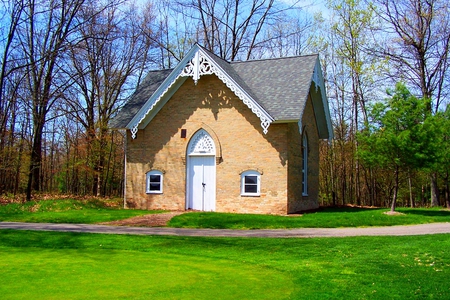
[[1, 221, 450, 238]]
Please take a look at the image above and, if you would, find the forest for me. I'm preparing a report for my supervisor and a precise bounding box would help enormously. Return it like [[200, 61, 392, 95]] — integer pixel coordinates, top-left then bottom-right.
[[0, 0, 449, 209]]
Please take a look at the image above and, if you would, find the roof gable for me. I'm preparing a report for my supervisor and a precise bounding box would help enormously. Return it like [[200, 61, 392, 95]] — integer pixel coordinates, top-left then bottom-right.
[[119, 44, 273, 138], [111, 44, 332, 140]]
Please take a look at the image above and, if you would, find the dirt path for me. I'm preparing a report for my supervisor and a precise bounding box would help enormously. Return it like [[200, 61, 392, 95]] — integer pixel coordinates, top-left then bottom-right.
[[100, 212, 186, 227]]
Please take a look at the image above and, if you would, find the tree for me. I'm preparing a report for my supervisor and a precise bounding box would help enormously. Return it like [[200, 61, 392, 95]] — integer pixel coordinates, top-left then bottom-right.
[[374, 0, 450, 112], [367, 0, 450, 207], [0, 0, 26, 194], [358, 83, 439, 211], [316, 0, 383, 206], [16, 0, 93, 201], [64, 2, 155, 196], [163, 0, 306, 61], [431, 107, 450, 208]]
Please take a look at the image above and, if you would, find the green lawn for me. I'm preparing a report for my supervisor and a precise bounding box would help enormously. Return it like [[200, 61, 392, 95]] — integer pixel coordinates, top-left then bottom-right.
[[0, 229, 449, 299], [0, 198, 163, 223], [1, 199, 450, 228], [168, 207, 450, 229]]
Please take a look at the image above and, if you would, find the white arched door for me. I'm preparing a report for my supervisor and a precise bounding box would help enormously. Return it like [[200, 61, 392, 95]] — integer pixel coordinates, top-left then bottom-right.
[[186, 130, 216, 211]]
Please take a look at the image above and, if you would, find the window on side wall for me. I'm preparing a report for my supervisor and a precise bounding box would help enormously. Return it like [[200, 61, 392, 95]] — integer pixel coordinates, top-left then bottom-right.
[[241, 170, 261, 196], [146, 170, 163, 194], [302, 132, 308, 196]]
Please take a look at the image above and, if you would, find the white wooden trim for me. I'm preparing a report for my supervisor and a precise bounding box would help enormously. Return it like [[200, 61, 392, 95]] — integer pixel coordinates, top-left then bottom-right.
[[127, 44, 274, 138]]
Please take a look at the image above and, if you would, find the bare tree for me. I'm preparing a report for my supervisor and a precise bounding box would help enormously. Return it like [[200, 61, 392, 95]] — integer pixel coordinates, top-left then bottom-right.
[[173, 0, 304, 61], [0, 0, 26, 194], [16, 0, 104, 201], [64, 2, 156, 196], [264, 9, 316, 58], [374, 0, 450, 112]]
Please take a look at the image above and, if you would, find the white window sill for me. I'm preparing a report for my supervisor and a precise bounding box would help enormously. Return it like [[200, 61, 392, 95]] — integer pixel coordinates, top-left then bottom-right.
[[146, 191, 163, 194], [241, 193, 260, 197]]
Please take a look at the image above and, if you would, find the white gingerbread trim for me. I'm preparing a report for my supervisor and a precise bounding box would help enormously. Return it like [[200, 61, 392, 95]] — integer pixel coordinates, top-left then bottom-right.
[[128, 45, 273, 138], [180, 51, 214, 85], [181, 48, 273, 134]]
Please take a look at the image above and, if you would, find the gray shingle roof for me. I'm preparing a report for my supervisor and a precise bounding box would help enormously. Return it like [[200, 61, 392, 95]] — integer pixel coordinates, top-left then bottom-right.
[[110, 48, 319, 129], [109, 69, 173, 129], [231, 55, 318, 120]]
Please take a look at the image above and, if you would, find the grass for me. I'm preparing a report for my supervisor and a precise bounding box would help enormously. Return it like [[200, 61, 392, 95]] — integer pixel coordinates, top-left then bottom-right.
[[0, 198, 163, 224], [1, 198, 450, 229], [0, 229, 449, 299], [168, 207, 450, 229]]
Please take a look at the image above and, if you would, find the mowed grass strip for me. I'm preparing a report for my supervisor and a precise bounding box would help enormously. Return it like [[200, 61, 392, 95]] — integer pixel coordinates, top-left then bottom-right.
[[168, 207, 450, 229], [0, 199, 163, 224], [1, 199, 450, 229], [0, 229, 450, 299]]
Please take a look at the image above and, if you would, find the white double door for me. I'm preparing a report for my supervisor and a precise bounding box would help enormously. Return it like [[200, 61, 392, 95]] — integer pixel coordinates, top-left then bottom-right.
[[187, 155, 216, 211]]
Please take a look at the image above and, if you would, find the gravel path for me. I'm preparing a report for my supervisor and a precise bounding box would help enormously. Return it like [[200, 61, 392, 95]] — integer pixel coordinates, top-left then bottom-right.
[[1, 221, 450, 238]]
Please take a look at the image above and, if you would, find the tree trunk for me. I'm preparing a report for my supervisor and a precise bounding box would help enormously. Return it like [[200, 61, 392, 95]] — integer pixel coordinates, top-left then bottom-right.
[[391, 166, 399, 212], [26, 121, 44, 201], [445, 172, 450, 209], [430, 172, 439, 207], [408, 170, 414, 208]]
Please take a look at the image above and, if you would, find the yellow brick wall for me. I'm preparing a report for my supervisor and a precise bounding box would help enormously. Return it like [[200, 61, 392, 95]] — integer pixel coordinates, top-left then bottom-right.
[[125, 74, 319, 214], [287, 95, 320, 213]]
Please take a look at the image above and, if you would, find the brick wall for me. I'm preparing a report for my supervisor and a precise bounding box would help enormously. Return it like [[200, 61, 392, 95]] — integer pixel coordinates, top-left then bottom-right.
[[287, 95, 320, 213], [125, 74, 319, 214]]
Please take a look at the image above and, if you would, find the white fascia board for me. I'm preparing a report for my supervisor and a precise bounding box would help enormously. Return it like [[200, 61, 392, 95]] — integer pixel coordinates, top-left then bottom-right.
[[311, 58, 333, 140], [126, 46, 202, 138]]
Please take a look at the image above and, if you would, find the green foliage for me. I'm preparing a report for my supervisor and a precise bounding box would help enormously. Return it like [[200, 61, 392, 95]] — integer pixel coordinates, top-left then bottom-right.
[[0, 199, 163, 223], [168, 207, 450, 229], [1, 230, 450, 299], [358, 83, 437, 170], [357, 83, 445, 210], [431, 108, 450, 172]]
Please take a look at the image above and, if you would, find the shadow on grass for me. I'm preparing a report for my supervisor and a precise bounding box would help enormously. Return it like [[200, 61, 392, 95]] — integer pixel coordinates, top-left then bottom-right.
[[309, 206, 386, 214], [397, 208, 450, 217], [0, 229, 83, 249]]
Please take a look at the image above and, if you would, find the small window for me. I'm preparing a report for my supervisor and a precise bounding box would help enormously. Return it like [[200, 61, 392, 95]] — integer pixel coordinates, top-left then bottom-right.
[[241, 170, 261, 196], [146, 170, 163, 194], [302, 133, 308, 196]]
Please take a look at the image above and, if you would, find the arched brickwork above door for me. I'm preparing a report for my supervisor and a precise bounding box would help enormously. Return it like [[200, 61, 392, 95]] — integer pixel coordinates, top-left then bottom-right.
[[182, 126, 222, 165]]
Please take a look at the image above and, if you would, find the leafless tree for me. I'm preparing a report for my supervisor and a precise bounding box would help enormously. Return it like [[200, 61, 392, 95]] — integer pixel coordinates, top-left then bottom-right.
[[374, 0, 450, 112], [263, 9, 316, 58], [15, 0, 117, 201], [0, 0, 26, 194], [172, 0, 304, 61], [64, 2, 156, 196]]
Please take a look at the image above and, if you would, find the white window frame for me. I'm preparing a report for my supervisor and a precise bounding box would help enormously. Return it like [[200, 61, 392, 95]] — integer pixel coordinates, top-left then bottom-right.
[[302, 133, 308, 196], [241, 170, 261, 196], [146, 170, 163, 194]]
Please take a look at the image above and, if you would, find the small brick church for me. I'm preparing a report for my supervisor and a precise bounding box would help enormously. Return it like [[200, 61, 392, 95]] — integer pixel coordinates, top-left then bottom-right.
[[110, 44, 332, 214]]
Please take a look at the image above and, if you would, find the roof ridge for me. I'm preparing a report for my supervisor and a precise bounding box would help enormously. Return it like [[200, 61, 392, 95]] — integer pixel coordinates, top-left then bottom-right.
[[231, 53, 318, 64], [195, 44, 232, 64]]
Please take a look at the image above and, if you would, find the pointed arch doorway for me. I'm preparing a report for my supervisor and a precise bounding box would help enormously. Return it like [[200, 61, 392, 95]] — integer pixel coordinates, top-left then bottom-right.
[[186, 129, 216, 211]]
